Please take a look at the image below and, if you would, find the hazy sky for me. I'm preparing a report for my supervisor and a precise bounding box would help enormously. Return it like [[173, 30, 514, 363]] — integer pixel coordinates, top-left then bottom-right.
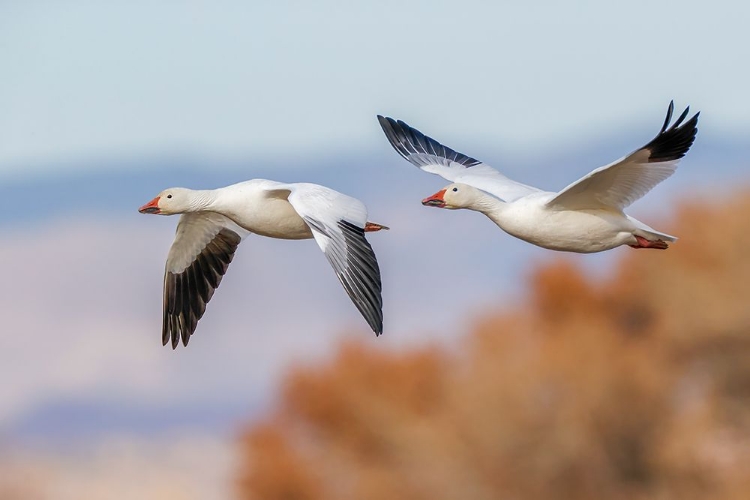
[[2, 0, 749, 175]]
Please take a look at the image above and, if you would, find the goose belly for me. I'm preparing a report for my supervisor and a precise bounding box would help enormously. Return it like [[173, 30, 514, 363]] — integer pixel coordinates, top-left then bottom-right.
[[499, 208, 632, 253], [229, 197, 314, 240]]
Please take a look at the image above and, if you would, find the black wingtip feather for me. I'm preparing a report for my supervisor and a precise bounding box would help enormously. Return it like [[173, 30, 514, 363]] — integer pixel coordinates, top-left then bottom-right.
[[162, 228, 241, 349], [660, 100, 675, 134], [645, 102, 699, 163], [171, 317, 179, 349], [672, 105, 690, 129], [336, 220, 384, 336], [377, 115, 481, 168]]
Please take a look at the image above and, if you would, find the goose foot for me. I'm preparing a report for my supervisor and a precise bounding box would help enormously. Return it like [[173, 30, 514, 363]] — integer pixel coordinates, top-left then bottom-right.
[[629, 235, 669, 250]]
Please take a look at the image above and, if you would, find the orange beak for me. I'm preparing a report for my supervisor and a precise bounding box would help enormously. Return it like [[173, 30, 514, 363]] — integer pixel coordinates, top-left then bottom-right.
[[139, 196, 161, 214], [421, 189, 447, 208]]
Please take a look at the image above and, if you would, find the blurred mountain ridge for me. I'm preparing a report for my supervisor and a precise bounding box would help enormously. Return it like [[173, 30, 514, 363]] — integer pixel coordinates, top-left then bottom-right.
[[2, 130, 748, 229]]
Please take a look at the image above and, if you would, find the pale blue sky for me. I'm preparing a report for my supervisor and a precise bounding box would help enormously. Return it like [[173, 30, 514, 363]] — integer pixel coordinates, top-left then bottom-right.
[[1, 0, 749, 176]]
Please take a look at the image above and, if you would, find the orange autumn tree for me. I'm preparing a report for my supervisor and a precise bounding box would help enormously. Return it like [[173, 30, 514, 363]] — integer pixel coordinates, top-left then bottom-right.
[[237, 191, 750, 500]]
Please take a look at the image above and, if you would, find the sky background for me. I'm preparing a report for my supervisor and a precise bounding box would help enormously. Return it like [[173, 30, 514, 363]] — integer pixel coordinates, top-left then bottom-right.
[[1, 1, 749, 498], [2, 0, 750, 175]]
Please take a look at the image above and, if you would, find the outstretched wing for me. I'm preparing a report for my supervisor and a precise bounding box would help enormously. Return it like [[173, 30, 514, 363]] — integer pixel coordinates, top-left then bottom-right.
[[269, 184, 384, 336], [162, 212, 247, 348], [546, 101, 699, 211], [378, 115, 539, 202]]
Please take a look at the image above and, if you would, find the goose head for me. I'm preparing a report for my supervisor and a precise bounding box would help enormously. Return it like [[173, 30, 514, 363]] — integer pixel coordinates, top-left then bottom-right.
[[138, 188, 193, 215], [421, 183, 480, 210]]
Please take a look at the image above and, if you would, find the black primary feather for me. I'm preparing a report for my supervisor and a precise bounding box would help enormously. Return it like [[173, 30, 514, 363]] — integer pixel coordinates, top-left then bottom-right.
[[644, 101, 700, 163], [163, 228, 241, 348], [377, 115, 482, 168]]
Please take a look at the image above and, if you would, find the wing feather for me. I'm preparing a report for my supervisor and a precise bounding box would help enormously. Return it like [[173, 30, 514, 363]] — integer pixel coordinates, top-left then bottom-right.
[[378, 115, 539, 202], [274, 184, 385, 335], [547, 101, 699, 211], [161, 213, 244, 348]]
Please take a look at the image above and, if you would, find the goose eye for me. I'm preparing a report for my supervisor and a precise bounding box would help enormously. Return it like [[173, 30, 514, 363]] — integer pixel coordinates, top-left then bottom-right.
[[452, 187, 458, 192], [167, 194, 173, 199]]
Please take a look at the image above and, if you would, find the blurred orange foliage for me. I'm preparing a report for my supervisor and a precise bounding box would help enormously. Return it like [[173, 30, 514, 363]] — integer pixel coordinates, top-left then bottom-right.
[[237, 192, 750, 500]]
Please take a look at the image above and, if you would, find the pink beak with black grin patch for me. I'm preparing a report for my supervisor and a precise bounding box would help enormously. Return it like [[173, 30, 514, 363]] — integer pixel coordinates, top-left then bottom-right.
[[139, 196, 161, 214], [421, 189, 447, 208]]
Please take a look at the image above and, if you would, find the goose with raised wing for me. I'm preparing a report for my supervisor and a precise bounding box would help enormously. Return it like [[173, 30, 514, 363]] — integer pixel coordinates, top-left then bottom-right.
[[139, 180, 388, 348], [378, 101, 698, 253]]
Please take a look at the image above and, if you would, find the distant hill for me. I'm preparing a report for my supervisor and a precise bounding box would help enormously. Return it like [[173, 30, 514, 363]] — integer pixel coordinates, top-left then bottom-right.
[[2, 131, 747, 228]]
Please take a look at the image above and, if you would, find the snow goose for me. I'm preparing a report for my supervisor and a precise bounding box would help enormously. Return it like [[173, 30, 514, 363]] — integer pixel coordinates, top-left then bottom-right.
[[139, 180, 388, 348], [378, 101, 698, 253]]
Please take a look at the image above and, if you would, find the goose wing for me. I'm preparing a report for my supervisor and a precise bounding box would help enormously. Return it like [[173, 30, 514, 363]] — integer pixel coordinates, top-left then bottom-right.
[[162, 212, 247, 348], [546, 101, 699, 211], [378, 115, 539, 202], [268, 183, 384, 335]]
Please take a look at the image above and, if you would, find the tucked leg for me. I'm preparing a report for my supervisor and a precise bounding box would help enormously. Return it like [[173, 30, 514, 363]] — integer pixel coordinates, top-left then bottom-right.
[[629, 235, 669, 250], [364, 222, 389, 232]]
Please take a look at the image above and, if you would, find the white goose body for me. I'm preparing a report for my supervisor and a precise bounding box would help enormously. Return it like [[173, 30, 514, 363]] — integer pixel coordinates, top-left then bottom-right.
[[379, 101, 699, 253], [139, 179, 388, 348], [207, 180, 314, 239], [471, 192, 653, 253]]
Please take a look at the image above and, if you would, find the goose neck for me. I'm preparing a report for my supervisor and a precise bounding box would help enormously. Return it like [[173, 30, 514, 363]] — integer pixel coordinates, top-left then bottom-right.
[[187, 189, 219, 212], [470, 191, 507, 216]]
